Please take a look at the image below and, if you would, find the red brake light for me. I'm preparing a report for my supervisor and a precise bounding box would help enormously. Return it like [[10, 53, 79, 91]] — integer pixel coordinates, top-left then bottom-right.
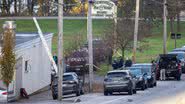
[[2, 92, 7, 95], [156, 64, 159, 70], [178, 64, 181, 70]]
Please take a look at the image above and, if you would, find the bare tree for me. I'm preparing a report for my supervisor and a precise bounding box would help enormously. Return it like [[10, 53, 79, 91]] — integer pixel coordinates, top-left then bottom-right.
[[105, 19, 151, 59], [0, 24, 16, 102]]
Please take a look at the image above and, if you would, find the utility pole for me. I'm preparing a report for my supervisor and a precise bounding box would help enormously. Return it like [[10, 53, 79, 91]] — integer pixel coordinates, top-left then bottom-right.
[[57, 0, 64, 101], [133, 0, 140, 63], [163, 0, 167, 54], [113, 0, 118, 54], [87, 0, 93, 92]]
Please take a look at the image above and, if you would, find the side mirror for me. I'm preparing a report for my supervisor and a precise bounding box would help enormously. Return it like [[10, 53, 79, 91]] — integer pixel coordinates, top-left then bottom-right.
[[125, 76, 131, 80], [104, 78, 108, 82], [104, 76, 108, 81], [143, 73, 147, 76], [133, 75, 136, 78]]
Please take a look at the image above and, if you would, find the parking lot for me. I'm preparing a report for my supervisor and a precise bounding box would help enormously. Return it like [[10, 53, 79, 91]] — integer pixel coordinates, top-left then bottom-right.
[[9, 74, 185, 104]]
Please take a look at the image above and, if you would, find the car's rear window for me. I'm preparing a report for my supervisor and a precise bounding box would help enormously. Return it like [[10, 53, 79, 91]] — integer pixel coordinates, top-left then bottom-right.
[[142, 68, 151, 74], [107, 72, 127, 78], [63, 75, 74, 81], [129, 68, 142, 76], [169, 53, 184, 60]]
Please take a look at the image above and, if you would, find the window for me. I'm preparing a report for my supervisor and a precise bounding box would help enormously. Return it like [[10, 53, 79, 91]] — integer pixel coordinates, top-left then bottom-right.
[[25, 60, 31, 73], [25, 61, 28, 72]]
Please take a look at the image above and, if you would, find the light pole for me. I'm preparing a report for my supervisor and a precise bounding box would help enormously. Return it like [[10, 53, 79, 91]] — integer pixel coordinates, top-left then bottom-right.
[[57, 0, 64, 101], [87, 0, 94, 92], [163, 0, 167, 54], [133, 0, 140, 63]]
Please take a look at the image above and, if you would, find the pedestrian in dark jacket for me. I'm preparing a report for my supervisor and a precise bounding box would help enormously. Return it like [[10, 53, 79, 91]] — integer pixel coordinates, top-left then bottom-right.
[[125, 59, 132, 67], [118, 58, 124, 68], [112, 59, 118, 70]]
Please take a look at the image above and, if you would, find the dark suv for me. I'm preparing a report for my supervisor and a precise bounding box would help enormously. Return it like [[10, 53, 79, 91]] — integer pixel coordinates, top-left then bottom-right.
[[156, 54, 182, 80], [129, 67, 148, 90], [104, 70, 137, 95], [51, 72, 83, 100], [132, 63, 157, 87]]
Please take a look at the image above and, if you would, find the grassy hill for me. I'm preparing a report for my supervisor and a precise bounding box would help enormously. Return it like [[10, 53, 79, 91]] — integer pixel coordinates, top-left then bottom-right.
[[0, 19, 185, 63]]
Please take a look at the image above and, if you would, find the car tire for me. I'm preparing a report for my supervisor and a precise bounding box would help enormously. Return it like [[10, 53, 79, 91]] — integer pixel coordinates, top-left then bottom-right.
[[52, 94, 58, 100], [80, 88, 84, 95], [145, 83, 148, 89], [104, 90, 109, 96], [141, 84, 145, 91], [150, 83, 154, 88], [76, 89, 81, 96], [177, 75, 181, 81], [133, 89, 137, 94], [154, 82, 157, 87], [128, 88, 133, 95]]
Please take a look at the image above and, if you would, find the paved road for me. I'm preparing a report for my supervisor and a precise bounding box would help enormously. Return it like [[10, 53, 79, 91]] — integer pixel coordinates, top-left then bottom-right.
[[10, 74, 185, 104]]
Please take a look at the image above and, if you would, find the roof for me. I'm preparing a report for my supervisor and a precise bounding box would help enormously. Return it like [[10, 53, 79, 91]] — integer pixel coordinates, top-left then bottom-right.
[[173, 48, 185, 51], [14, 32, 53, 53], [108, 70, 130, 74], [133, 63, 152, 66], [168, 51, 185, 54], [16, 32, 52, 46], [63, 72, 77, 76]]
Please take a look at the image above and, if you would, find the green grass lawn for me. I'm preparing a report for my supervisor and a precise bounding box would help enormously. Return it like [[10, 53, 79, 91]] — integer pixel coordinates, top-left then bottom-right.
[[0, 19, 113, 54], [0, 19, 185, 63]]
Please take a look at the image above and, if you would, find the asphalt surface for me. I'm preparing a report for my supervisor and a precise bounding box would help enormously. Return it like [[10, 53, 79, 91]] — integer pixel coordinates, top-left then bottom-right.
[[9, 74, 185, 104]]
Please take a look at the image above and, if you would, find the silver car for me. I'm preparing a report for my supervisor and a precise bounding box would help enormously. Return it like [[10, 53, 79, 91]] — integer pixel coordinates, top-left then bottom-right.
[[104, 70, 137, 95]]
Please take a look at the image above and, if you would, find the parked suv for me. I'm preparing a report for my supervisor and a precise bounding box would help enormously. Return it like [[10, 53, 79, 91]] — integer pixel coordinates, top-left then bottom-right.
[[172, 48, 185, 52], [132, 63, 157, 87], [156, 54, 182, 80], [51, 72, 83, 100], [129, 67, 148, 90], [104, 70, 137, 95], [168, 52, 185, 73]]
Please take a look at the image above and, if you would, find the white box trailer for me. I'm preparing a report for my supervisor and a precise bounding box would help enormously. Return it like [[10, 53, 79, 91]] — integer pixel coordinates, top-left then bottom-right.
[[0, 32, 53, 99]]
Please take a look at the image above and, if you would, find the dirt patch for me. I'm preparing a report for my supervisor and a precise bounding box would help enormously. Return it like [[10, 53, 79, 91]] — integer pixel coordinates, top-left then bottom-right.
[[83, 83, 103, 93]]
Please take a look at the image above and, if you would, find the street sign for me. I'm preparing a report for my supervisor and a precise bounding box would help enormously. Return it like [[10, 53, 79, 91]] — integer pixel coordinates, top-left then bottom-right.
[[177, 34, 181, 39], [171, 33, 182, 39], [92, 0, 117, 19], [171, 33, 175, 39]]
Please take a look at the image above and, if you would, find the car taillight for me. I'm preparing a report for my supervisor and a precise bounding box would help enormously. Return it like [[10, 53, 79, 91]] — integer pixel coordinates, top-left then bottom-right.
[[178, 64, 181, 71], [156, 64, 159, 71], [2, 92, 7, 95]]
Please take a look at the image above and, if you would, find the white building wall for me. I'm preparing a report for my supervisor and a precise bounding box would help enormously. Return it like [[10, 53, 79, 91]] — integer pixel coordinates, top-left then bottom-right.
[[16, 37, 52, 95]]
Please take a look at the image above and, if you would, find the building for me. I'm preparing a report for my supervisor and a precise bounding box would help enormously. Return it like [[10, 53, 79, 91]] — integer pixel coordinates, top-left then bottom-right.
[[0, 32, 53, 99]]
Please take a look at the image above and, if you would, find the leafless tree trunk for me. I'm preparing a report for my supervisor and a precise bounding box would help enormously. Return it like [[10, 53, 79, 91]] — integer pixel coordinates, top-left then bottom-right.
[[177, 13, 180, 33], [38, 0, 43, 16], [14, 0, 18, 15], [170, 17, 174, 33]]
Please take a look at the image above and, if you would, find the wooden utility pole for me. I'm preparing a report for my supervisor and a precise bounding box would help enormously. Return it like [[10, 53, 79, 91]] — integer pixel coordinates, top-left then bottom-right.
[[163, 0, 167, 54], [133, 0, 140, 63], [113, 1, 117, 54], [87, 0, 93, 92], [57, 0, 64, 100]]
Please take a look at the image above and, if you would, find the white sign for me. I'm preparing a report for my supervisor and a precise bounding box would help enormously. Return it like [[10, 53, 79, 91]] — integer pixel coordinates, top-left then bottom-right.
[[92, 0, 117, 19]]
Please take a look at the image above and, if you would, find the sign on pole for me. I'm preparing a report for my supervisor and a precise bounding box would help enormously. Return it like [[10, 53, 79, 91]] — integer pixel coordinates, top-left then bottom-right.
[[92, 0, 117, 19]]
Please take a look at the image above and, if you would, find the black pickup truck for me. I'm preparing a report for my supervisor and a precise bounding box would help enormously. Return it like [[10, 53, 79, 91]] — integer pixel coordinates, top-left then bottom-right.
[[156, 54, 182, 80]]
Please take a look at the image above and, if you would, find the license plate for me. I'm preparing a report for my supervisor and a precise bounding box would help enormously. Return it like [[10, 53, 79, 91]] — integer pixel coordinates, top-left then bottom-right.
[[113, 81, 119, 83], [167, 71, 171, 74], [62, 84, 67, 87]]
